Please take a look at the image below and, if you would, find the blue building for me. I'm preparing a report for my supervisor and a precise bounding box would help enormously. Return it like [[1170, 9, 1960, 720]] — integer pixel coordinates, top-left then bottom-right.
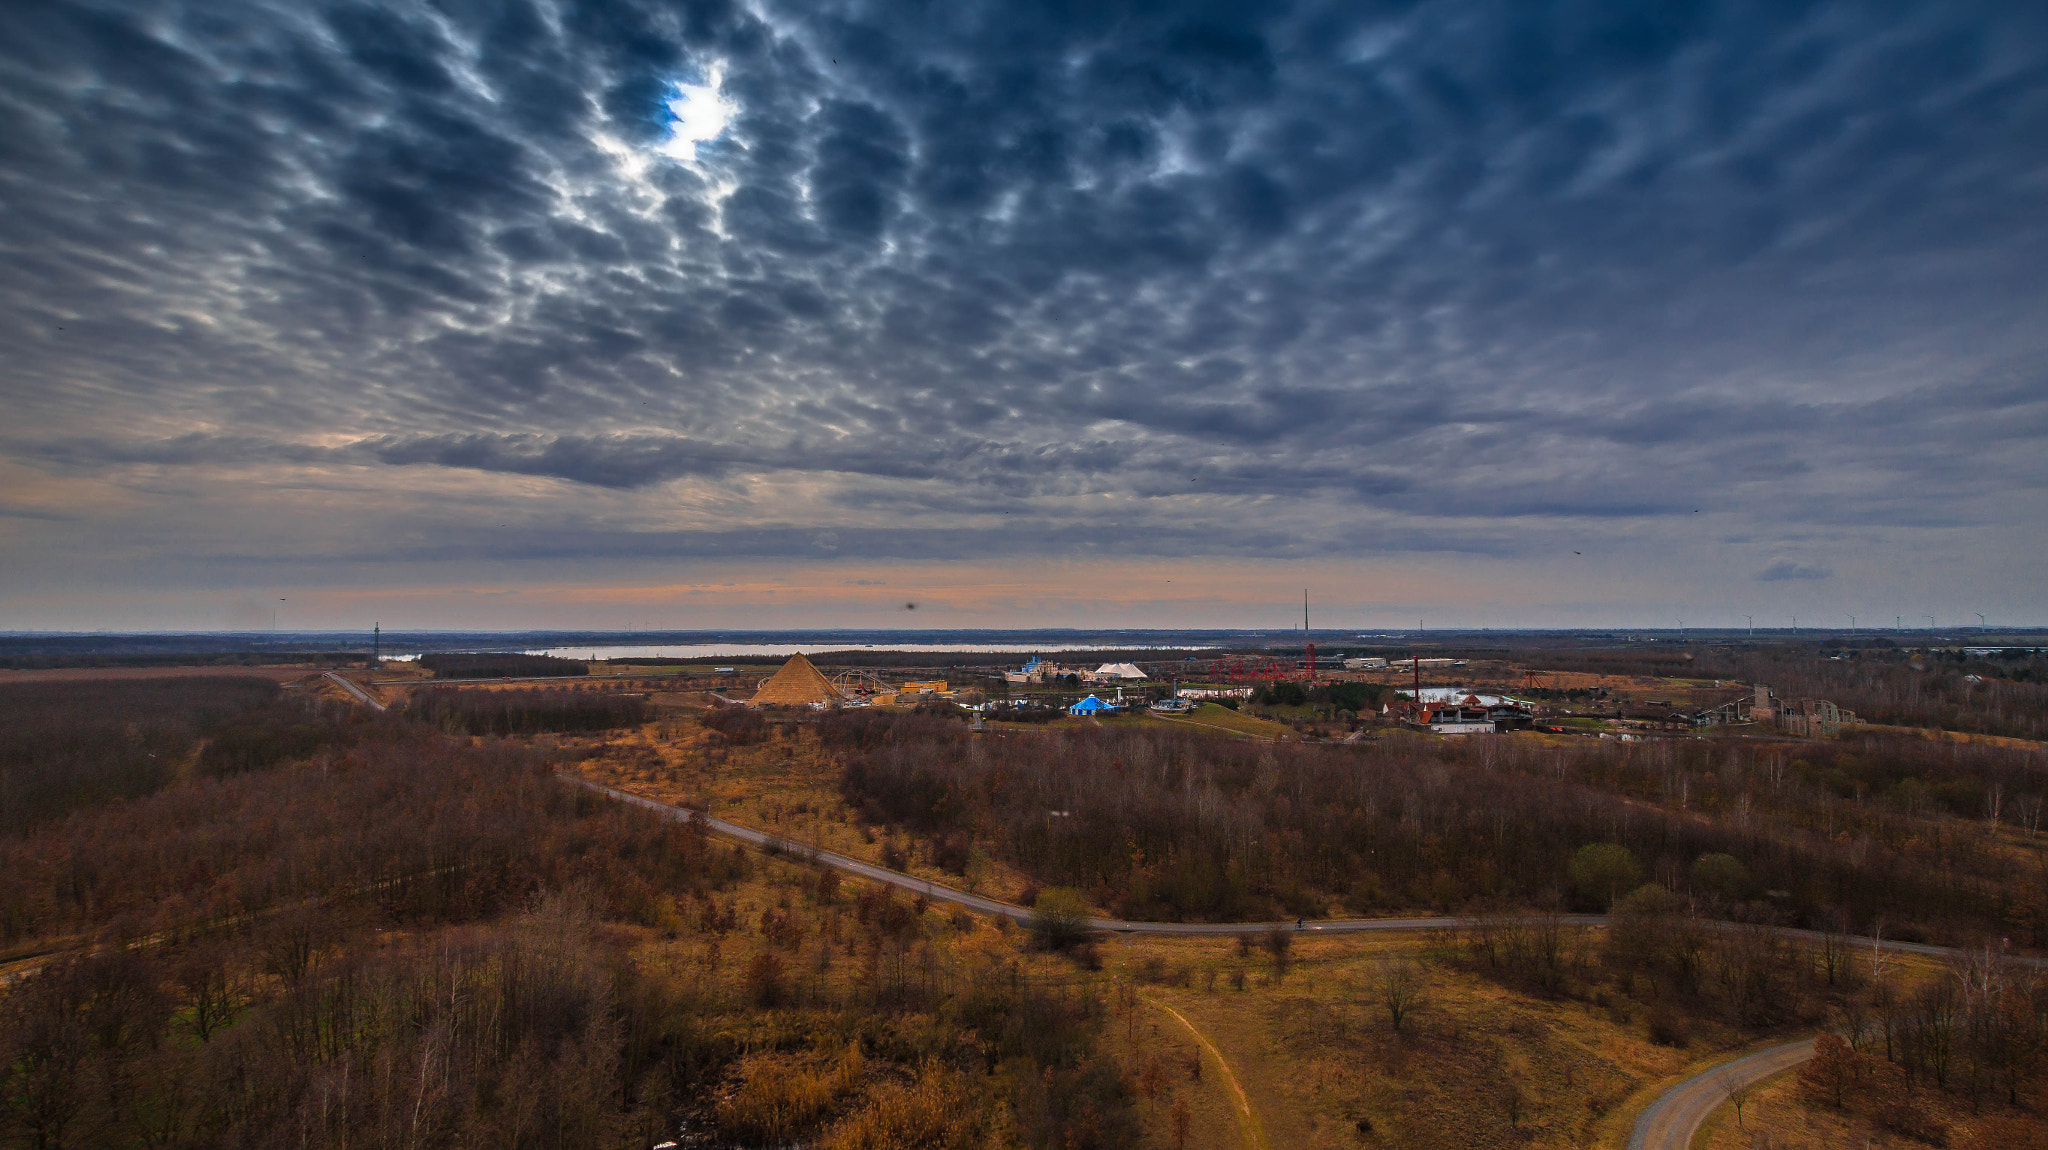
[[1068, 695, 1116, 716]]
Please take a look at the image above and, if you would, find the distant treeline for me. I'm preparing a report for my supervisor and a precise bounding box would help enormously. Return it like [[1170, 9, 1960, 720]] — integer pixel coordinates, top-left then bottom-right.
[[417, 652, 589, 679], [832, 715, 2048, 943], [406, 687, 646, 735], [1526, 646, 2048, 740], [0, 678, 384, 836], [0, 651, 369, 670]]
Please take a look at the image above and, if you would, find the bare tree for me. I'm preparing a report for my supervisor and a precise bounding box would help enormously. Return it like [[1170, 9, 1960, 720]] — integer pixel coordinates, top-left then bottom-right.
[[1716, 1066, 1757, 1127], [1375, 956, 1426, 1033]]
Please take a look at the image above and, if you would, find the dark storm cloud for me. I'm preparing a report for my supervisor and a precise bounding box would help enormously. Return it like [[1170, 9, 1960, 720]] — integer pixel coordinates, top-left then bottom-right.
[[2, 0, 2046, 567]]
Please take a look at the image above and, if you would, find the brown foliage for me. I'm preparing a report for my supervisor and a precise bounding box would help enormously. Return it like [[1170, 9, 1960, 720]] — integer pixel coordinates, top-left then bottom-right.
[[1799, 1033, 1859, 1108], [836, 722, 2037, 939]]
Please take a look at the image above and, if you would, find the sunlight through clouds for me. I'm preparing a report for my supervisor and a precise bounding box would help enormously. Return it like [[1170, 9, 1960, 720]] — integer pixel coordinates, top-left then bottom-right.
[[658, 67, 732, 164]]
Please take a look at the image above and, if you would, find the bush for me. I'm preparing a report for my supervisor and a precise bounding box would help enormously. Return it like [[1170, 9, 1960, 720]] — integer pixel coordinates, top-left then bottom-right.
[[1262, 926, 1294, 973], [823, 1063, 978, 1150], [746, 951, 786, 1007], [1027, 888, 1090, 950], [1568, 843, 1641, 909], [1691, 853, 1752, 902], [1646, 1008, 1689, 1048], [700, 704, 768, 744]]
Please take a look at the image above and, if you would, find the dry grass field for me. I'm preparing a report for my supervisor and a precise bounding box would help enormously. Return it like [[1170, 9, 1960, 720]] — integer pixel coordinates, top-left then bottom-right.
[[1098, 933, 1783, 1150], [560, 711, 1935, 1150], [1154, 702, 1295, 739], [563, 716, 1057, 908]]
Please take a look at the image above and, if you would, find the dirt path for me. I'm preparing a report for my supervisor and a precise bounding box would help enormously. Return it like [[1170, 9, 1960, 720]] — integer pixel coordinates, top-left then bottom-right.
[[1147, 995, 1266, 1150]]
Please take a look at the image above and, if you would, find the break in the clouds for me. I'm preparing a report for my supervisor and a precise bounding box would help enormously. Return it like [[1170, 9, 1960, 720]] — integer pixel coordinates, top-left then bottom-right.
[[0, 0, 2044, 627]]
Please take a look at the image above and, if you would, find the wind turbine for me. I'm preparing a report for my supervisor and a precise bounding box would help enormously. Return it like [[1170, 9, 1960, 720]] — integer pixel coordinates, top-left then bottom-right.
[[1845, 614, 1856, 634], [1744, 615, 1753, 636], [1926, 615, 1936, 634], [1975, 613, 1987, 630]]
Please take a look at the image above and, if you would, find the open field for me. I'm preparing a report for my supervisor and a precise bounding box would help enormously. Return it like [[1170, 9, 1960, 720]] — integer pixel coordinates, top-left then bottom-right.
[[1154, 703, 1295, 739]]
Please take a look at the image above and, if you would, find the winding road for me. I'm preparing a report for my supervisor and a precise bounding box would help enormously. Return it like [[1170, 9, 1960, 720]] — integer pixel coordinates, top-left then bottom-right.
[[1626, 1037, 1815, 1150], [566, 777, 2042, 1149]]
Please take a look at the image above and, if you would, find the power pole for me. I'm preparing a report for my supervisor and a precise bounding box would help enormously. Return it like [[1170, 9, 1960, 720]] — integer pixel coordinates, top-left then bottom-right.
[[1302, 589, 1315, 681]]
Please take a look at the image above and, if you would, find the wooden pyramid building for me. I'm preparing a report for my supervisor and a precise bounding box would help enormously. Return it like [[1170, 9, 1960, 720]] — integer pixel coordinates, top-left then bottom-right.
[[750, 653, 842, 707]]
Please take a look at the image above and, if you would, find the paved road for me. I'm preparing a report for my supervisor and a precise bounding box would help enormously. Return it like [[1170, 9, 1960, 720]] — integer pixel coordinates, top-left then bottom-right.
[[1628, 1036, 1816, 1150], [323, 671, 387, 711], [571, 777, 2048, 1150], [574, 778, 1547, 935], [572, 779, 2048, 958]]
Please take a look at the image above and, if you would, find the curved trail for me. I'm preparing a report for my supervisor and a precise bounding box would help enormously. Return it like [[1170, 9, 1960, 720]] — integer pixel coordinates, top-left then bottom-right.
[[1627, 1036, 1815, 1150], [1147, 996, 1266, 1150], [567, 778, 2047, 1150]]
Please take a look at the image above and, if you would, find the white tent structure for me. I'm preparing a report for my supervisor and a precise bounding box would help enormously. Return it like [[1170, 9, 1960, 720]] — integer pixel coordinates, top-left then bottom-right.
[[1092, 662, 1147, 680]]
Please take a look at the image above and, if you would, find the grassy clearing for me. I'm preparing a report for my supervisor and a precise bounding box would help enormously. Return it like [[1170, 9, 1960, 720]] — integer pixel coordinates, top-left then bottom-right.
[[1156, 704, 1293, 739], [1092, 933, 1780, 1150]]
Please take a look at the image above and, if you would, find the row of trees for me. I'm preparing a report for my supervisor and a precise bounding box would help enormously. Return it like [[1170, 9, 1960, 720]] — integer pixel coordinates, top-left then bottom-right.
[[404, 687, 648, 735], [832, 717, 2046, 941], [1796, 945, 2048, 1145], [415, 652, 588, 679]]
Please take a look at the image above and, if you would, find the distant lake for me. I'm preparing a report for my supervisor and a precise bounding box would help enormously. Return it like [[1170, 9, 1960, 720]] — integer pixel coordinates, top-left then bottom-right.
[[513, 643, 1213, 661]]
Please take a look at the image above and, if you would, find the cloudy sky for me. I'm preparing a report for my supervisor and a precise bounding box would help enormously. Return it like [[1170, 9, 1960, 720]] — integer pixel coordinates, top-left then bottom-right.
[[2, 0, 2044, 632]]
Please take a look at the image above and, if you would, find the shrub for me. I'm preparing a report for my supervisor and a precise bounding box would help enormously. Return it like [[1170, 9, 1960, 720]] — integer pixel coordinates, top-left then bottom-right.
[[746, 951, 786, 1007], [1262, 926, 1294, 973], [823, 1063, 977, 1150], [1027, 888, 1090, 950], [715, 1047, 865, 1145], [1646, 1008, 1689, 1048], [1568, 843, 1641, 909], [1691, 853, 1752, 902], [701, 705, 768, 745]]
